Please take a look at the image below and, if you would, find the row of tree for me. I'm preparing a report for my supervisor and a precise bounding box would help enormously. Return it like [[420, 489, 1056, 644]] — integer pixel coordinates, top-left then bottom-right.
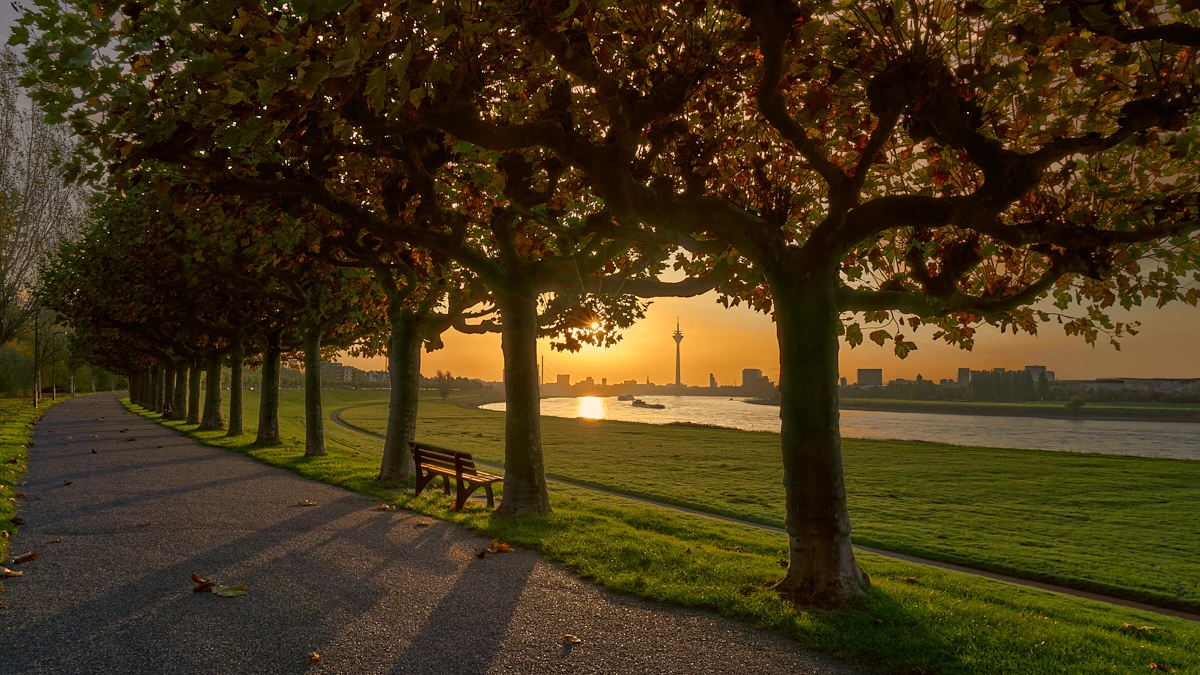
[[17, 1, 1200, 606]]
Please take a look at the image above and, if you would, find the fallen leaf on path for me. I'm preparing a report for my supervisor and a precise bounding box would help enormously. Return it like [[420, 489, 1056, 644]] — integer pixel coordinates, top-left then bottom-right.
[[0, 600, 6, 609], [126, 438, 137, 442], [10, 517, 23, 526], [156, 446, 163, 449], [91, 449, 97, 454], [1, 531, 8, 538], [10, 552, 38, 565], [119, 428, 128, 432], [139, 521, 152, 527], [561, 634, 582, 645], [413, 520, 432, 528], [67, 436, 71, 440], [294, 500, 318, 507], [212, 584, 247, 598], [48, 538, 62, 544], [96, 417, 103, 421], [62, 480, 72, 486], [308, 652, 321, 664], [14, 493, 24, 499], [475, 539, 514, 558], [1, 567, 21, 577], [373, 504, 396, 511], [190, 572, 215, 592]]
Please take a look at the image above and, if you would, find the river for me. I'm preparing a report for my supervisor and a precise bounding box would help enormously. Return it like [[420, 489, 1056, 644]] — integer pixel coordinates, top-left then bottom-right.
[[479, 396, 1200, 460]]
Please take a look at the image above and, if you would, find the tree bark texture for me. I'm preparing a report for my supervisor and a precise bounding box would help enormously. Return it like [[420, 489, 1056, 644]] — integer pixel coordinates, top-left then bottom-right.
[[494, 286, 551, 516], [303, 326, 326, 457], [187, 359, 201, 425], [172, 362, 187, 420], [199, 352, 224, 430], [150, 363, 162, 413], [226, 342, 244, 437], [769, 264, 869, 606], [161, 363, 175, 417], [255, 331, 283, 446], [378, 310, 421, 484]]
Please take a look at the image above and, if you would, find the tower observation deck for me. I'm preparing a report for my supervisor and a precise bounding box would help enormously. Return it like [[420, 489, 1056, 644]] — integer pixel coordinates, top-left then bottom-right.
[[672, 319, 684, 387]]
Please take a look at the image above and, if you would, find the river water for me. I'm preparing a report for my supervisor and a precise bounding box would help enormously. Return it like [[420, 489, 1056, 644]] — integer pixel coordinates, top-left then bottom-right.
[[479, 396, 1200, 460]]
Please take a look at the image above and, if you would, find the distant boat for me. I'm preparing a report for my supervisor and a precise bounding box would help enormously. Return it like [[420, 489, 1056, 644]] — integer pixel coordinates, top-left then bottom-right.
[[617, 394, 634, 401], [632, 399, 665, 410]]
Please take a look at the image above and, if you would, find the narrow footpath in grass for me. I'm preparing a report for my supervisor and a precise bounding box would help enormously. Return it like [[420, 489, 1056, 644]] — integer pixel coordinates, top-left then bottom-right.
[[327, 406, 1200, 624], [0, 395, 854, 675], [130, 390, 1200, 675]]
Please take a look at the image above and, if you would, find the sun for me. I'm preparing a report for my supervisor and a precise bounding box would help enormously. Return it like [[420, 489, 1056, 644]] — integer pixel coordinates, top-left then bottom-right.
[[590, 321, 600, 330]]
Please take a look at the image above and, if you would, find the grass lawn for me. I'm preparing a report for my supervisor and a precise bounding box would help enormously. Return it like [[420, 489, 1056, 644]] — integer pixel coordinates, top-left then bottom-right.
[[128, 389, 1200, 675], [837, 397, 1200, 421], [1, 397, 67, 573], [337, 394, 1200, 615]]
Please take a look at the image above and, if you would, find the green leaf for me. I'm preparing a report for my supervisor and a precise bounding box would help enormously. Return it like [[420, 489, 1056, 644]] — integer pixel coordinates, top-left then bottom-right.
[[7, 25, 28, 47], [869, 329, 890, 346], [365, 66, 388, 111], [211, 584, 248, 598]]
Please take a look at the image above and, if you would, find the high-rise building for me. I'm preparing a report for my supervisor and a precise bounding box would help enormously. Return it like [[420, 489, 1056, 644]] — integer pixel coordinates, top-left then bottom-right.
[[958, 367, 970, 384], [857, 369, 883, 387], [556, 374, 570, 386], [742, 368, 763, 388], [672, 319, 684, 387], [1025, 365, 1048, 380], [709, 373, 717, 388]]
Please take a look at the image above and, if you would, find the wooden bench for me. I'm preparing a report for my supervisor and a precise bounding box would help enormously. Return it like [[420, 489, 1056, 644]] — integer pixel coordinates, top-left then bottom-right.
[[412, 442, 501, 511]]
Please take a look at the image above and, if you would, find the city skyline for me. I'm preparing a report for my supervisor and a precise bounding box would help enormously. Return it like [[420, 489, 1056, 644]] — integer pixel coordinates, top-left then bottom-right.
[[341, 289, 1200, 384]]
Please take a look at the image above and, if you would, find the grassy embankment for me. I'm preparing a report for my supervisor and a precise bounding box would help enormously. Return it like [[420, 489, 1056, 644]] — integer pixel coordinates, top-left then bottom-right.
[[128, 389, 1200, 675], [340, 396, 1200, 614], [835, 397, 1200, 421], [1, 397, 67, 575]]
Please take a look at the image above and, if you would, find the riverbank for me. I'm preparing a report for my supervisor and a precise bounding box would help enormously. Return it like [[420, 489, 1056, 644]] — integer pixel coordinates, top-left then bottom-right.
[[346, 394, 1200, 614], [746, 397, 1200, 423]]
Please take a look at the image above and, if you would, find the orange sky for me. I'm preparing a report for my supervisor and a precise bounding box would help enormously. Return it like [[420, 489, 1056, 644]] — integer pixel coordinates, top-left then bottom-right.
[[342, 291, 1200, 384]]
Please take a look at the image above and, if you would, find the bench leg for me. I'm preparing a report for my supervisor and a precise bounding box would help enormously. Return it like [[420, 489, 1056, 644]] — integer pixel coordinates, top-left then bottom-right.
[[484, 484, 494, 509], [443, 474, 452, 495], [414, 470, 432, 495], [455, 476, 468, 511]]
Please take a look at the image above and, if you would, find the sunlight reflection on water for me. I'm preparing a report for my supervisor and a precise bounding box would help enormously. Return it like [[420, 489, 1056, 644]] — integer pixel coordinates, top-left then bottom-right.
[[481, 396, 1200, 460]]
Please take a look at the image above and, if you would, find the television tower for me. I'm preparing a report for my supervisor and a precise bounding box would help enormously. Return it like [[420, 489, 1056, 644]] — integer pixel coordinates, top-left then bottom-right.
[[672, 318, 684, 388]]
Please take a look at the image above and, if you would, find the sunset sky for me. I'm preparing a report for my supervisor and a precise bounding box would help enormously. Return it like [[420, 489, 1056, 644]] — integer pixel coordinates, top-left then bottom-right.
[[342, 290, 1200, 384]]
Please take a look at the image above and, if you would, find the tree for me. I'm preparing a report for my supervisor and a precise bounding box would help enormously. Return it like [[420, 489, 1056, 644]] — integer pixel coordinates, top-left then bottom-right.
[[0, 50, 84, 351], [435, 369, 453, 401]]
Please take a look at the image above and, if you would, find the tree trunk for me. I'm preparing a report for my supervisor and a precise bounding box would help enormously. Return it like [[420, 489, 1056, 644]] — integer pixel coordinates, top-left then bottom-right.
[[769, 265, 868, 606], [149, 363, 160, 412], [161, 363, 175, 417], [226, 341, 244, 437], [378, 310, 421, 484], [199, 352, 224, 430], [172, 362, 187, 421], [187, 359, 202, 424], [494, 286, 551, 516], [255, 330, 283, 446], [69, 368, 75, 396], [303, 326, 326, 456], [90, 367, 96, 393]]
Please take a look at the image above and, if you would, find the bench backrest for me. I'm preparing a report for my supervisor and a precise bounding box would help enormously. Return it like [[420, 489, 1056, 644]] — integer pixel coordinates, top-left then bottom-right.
[[412, 442, 477, 474]]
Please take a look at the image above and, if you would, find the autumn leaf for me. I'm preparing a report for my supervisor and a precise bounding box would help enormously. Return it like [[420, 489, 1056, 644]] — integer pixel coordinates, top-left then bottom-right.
[[10, 552, 38, 565], [139, 521, 153, 527], [190, 572, 215, 592], [62, 480, 72, 486], [294, 499, 318, 507], [308, 652, 321, 664], [372, 504, 396, 511], [1, 567, 22, 578], [475, 539, 515, 558], [561, 634, 582, 645], [49, 538, 62, 544]]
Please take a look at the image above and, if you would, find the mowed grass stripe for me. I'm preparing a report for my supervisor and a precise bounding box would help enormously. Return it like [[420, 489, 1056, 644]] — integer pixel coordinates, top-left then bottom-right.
[[336, 393, 1200, 613]]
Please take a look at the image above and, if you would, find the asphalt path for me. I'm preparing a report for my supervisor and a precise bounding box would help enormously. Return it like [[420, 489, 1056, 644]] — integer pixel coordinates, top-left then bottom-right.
[[0, 395, 858, 675]]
